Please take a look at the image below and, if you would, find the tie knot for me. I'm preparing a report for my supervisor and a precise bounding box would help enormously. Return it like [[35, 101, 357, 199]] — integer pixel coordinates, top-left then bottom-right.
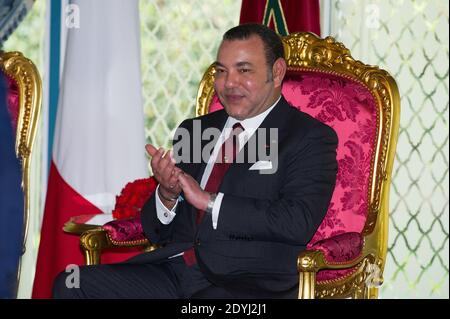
[[232, 122, 244, 133]]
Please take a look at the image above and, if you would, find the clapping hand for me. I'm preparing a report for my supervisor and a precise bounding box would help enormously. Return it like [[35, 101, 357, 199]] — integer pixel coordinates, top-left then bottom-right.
[[145, 144, 182, 203], [146, 144, 210, 211], [178, 172, 210, 211]]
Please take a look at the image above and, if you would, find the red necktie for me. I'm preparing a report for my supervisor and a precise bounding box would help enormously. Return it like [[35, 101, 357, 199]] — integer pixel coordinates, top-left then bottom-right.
[[183, 122, 244, 266]]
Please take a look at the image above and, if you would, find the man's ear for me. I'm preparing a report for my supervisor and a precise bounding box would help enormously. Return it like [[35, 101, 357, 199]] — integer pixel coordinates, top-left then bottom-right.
[[272, 58, 287, 88]]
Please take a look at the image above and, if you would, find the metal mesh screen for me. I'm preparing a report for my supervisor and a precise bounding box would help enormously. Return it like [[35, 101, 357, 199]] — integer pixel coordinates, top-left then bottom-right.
[[139, 0, 241, 148], [331, 0, 449, 298]]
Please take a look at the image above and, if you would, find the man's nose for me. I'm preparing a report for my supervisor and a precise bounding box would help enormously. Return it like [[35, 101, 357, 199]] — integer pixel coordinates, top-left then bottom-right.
[[224, 71, 238, 88]]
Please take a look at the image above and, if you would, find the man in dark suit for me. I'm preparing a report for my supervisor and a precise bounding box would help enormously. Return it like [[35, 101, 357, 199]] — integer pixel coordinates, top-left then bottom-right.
[[53, 23, 337, 299]]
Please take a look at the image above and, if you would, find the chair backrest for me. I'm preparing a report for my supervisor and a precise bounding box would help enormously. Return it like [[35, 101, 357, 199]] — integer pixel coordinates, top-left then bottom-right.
[[196, 32, 400, 277], [0, 51, 42, 247], [3, 74, 20, 132]]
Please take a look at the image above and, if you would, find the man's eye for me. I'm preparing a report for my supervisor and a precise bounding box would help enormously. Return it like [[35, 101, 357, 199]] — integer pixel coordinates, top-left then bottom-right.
[[216, 69, 225, 74], [239, 69, 250, 73]]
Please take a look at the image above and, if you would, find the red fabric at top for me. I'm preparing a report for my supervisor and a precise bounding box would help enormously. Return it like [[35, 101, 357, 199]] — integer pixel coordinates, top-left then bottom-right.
[[239, 0, 321, 36]]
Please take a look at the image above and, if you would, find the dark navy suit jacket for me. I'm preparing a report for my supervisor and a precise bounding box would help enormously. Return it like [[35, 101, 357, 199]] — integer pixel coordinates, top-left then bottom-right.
[[135, 96, 338, 297]]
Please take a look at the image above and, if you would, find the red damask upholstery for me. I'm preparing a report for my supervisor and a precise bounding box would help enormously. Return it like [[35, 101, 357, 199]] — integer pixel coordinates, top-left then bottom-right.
[[208, 69, 377, 283], [3, 74, 19, 133], [308, 232, 364, 281], [309, 232, 363, 263], [103, 217, 146, 242]]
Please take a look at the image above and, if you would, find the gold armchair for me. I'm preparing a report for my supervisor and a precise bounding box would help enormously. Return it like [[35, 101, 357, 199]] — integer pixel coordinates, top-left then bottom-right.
[[71, 32, 400, 299], [0, 51, 42, 268], [195, 32, 399, 299]]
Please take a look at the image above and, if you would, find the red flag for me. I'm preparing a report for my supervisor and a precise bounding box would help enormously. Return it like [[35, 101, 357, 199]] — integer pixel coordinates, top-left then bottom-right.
[[239, 0, 321, 36], [32, 0, 148, 298]]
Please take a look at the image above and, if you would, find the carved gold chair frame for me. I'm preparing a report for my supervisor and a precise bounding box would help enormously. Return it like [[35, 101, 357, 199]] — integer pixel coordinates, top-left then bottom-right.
[[71, 32, 400, 299], [0, 51, 42, 263]]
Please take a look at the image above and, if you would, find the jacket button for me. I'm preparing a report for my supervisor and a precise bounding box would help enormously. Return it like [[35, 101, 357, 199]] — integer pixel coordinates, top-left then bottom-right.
[[196, 239, 201, 246], [164, 212, 168, 217]]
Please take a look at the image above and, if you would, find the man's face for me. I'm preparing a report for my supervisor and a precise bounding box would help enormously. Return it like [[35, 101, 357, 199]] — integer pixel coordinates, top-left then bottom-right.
[[214, 36, 282, 120]]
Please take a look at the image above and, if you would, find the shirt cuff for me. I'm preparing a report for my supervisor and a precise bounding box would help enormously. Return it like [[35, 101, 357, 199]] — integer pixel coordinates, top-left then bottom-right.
[[211, 192, 224, 230], [155, 184, 178, 225]]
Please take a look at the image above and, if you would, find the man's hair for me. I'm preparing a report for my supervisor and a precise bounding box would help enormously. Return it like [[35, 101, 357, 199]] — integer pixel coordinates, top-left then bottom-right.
[[222, 23, 285, 69]]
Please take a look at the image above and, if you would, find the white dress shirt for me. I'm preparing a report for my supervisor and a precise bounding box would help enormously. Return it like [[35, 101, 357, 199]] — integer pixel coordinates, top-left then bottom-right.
[[155, 96, 281, 229]]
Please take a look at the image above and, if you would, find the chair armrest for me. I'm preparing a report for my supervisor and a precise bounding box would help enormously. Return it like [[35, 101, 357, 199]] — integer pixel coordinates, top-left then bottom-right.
[[79, 217, 156, 265], [310, 232, 363, 262], [297, 232, 385, 298], [102, 216, 149, 246], [298, 232, 365, 273]]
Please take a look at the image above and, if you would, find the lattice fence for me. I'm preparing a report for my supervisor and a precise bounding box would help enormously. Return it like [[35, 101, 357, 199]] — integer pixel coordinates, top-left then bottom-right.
[[140, 0, 241, 148], [332, 0, 449, 298]]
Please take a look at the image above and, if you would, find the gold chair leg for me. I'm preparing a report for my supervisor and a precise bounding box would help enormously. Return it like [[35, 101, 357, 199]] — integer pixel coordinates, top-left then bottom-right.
[[352, 285, 379, 299], [79, 229, 110, 265], [83, 247, 101, 265], [367, 287, 379, 299], [298, 272, 316, 299], [352, 287, 365, 299]]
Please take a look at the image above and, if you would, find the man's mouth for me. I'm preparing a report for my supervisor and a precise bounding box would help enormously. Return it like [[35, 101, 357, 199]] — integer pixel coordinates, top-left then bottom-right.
[[225, 94, 244, 103]]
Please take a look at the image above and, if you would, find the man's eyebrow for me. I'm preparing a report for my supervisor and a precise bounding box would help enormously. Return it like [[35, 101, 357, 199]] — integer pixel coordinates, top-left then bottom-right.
[[214, 61, 253, 68], [236, 61, 252, 67]]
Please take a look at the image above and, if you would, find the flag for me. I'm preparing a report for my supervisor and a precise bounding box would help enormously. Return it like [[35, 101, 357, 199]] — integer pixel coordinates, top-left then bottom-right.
[[0, 73, 24, 298], [239, 0, 321, 36], [32, 0, 148, 298]]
